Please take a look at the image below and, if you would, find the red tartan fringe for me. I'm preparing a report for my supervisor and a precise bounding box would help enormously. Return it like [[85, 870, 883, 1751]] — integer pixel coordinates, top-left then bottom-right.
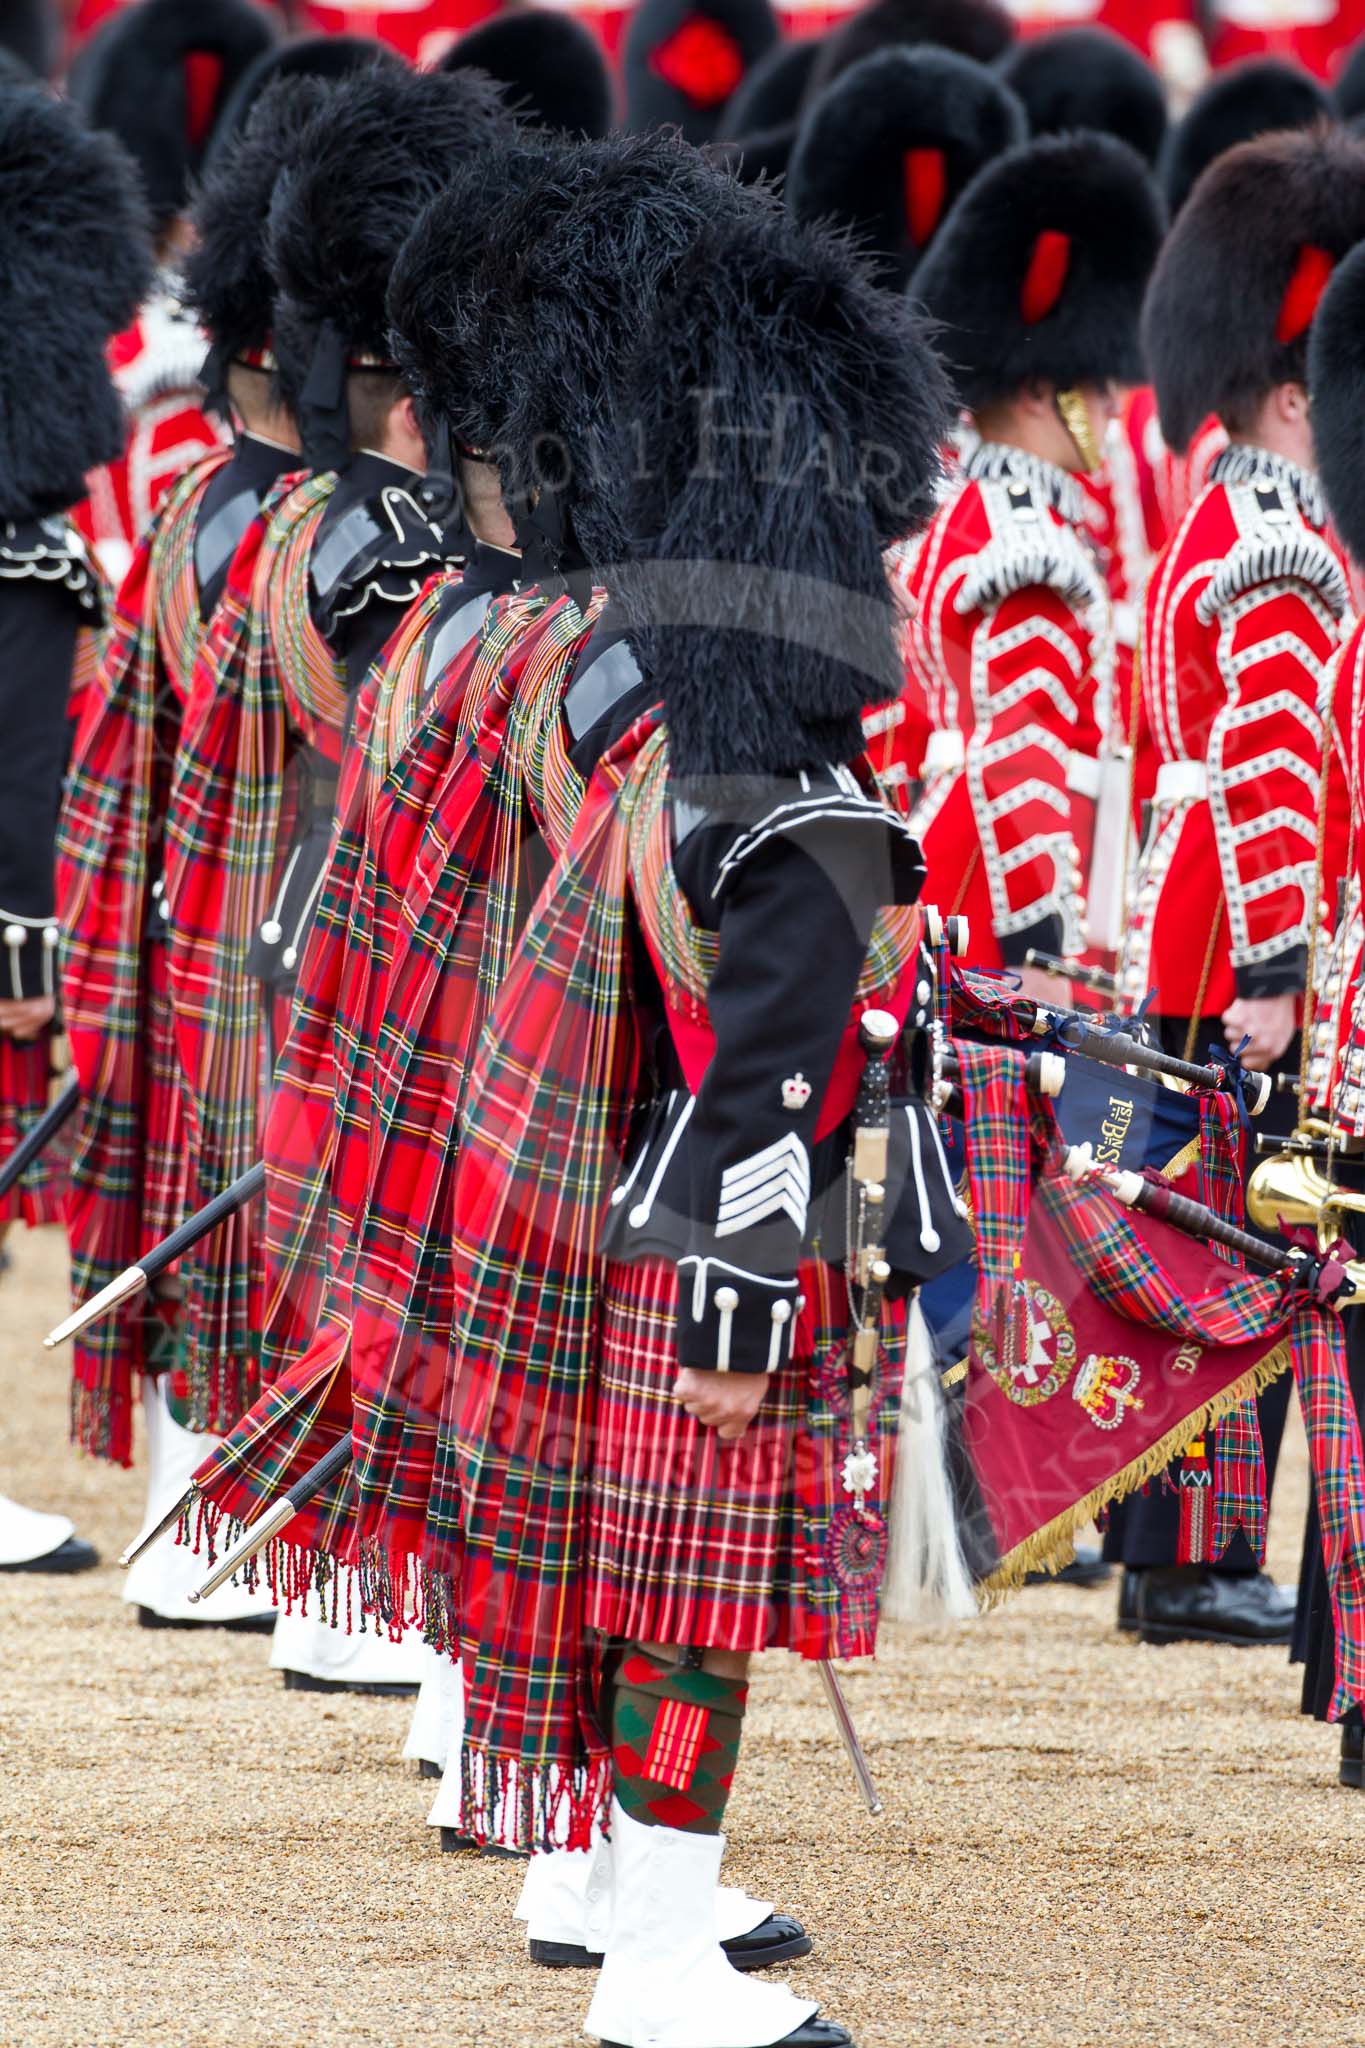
[[458, 1740, 613, 1855], [69, 1379, 135, 1469], [176, 1494, 463, 1650]]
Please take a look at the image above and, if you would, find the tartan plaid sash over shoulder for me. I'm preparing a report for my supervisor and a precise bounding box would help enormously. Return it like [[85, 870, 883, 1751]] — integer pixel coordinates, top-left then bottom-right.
[[184, 587, 600, 1595], [58, 450, 230, 1464], [444, 719, 922, 1851], [163, 474, 345, 1437]]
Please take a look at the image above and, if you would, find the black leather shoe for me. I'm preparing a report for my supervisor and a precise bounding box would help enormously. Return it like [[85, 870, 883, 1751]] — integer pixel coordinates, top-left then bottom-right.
[[1025, 1544, 1111, 1589], [1117, 1569, 1142, 1633], [602, 2023, 850, 2048], [439, 1826, 525, 1859], [1340, 1718, 1363, 1789], [417, 1758, 443, 1780], [533, 1911, 812, 1972], [138, 1606, 275, 1632], [1136, 1567, 1294, 1646], [282, 1669, 418, 1697], [2, 1535, 99, 1573]]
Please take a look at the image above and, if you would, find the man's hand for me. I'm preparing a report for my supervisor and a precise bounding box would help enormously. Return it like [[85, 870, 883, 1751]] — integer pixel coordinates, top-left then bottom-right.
[[1221, 993, 1297, 1072], [0, 995, 54, 1042], [1016, 966, 1071, 1011], [674, 1367, 768, 1442]]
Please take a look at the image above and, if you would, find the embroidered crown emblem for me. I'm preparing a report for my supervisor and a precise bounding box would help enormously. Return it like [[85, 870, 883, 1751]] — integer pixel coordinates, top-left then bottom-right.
[[781, 1073, 812, 1112], [1073, 1352, 1144, 1431]]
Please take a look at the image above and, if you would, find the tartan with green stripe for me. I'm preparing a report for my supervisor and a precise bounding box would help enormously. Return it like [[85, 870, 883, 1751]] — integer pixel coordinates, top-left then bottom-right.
[[443, 719, 662, 1849], [163, 474, 345, 1436], [1043, 1155, 1365, 1720], [58, 451, 229, 1465], [186, 588, 596, 1580]]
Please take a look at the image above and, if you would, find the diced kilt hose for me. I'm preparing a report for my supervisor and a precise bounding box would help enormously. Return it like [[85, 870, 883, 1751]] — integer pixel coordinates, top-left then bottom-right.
[[59, 452, 229, 1464], [588, 1252, 905, 1660]]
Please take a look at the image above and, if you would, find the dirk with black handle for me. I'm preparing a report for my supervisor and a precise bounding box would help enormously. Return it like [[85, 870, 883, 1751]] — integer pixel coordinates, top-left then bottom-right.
[[0, 1070, 79, 1203], [45, 1160, 266, 1350]]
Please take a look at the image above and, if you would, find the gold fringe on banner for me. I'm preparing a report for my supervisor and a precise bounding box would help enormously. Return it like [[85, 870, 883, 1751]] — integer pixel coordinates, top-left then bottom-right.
[[976, 1336, 1294, 1603]]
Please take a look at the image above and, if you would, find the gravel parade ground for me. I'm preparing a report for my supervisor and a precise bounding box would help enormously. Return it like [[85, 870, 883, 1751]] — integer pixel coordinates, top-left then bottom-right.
[[3, 1221, 1361, 2048]]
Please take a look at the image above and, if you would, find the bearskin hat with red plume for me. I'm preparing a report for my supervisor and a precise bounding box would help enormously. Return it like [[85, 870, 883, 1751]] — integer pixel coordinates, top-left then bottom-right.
[[441, 10, 615, 137], [1308, 240, 1365, 567], [996, 26, 1166, 165], [1143, 127, 1365, 454], [71, 0, 276, 232], [1160, 57, 1331, 217], [266, 63, 509, 460], [787, 46, 1025, 288], [911, 131, 1163, 414], [0, 81, 153, 517], [806, 0, 1014, 101], [607, 208, 954, 783], [389, 130, 765, 571], [624, 0, 779, 143]]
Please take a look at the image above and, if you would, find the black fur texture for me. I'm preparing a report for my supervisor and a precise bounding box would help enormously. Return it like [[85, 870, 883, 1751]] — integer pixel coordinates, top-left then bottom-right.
[[609, 208, 954, 782], [0, 0, 56, 78], [71, 0, 277, 229], [184, 76, 336, 366], [210, 34, 401, 158], [715, 33, 819, 139], [0, 82, 154, 517], [706, 119, 798, 184], [1145, 127, 1365, 453], [911, 130, 1162, 413], [787, 46, 1026, 286], [624, 0, 780, 143], [391, 132, 765, 568], [441, 12, 615, 137], [1161, 58, 1331, 217], [1309, 240, 1365, 565], [996, 27, 1166, 164], [805, 0, 1014, 101], [267, 64, 509, 407]]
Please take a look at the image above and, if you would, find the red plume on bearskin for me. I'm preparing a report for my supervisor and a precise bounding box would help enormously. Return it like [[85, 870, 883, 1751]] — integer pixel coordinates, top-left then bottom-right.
[[624, 0, 778, 142], [787, 46, 1025, 288], [69, 0, 276, 230], [1144, 128, 1365, 454], [911, 131, 1162, 414]]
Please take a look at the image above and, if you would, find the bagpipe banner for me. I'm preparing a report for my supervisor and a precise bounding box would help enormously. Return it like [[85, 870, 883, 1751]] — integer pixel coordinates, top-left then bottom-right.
[[948, 1040, 1365, 1720]]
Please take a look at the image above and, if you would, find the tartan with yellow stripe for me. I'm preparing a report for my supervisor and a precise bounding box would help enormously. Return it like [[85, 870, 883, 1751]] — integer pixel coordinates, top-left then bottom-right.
[[246, 583, 455, 1404], [186, 588, 597, 1589], [58, 451, 229, 1464], [445, 719, 919, 1848], [163, 474, 346, 1437]]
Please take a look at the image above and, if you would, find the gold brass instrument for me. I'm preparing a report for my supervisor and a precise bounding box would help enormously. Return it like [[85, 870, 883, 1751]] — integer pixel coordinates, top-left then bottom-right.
[[1246, 1143, 1365, 1255]]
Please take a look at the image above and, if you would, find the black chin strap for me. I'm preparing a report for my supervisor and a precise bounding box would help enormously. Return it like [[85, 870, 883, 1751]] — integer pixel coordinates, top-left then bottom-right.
[[415, 418, 462, 532], [298, 321, 353, 475], [517, 487, 593, 612]]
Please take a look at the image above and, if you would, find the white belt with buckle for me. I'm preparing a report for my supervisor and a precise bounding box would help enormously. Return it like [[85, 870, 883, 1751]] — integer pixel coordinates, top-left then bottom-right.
[[1154, 760, 1207, 806], [1066, 751, 1101, 800], [923, 729, 965, 775]]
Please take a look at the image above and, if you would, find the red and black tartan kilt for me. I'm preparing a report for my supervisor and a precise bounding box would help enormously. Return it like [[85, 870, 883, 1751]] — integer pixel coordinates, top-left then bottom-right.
[[142, 943, 191, 1254], [586, 1254, 905, 1659], [0, 1033, 63, 1228]]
